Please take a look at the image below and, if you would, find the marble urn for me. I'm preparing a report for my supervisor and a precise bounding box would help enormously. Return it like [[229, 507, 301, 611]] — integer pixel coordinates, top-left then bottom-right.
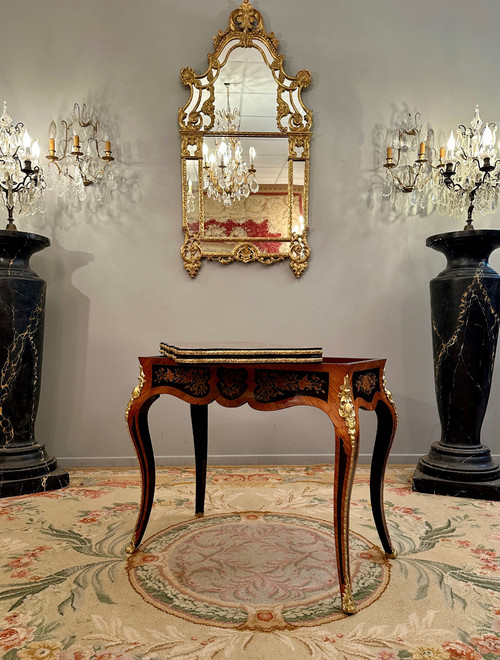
[[413, 229, 500, 499], [0, 230, 68, 497]]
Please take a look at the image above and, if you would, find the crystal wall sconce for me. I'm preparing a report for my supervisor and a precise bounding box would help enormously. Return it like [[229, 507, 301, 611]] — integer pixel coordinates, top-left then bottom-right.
[[382, 112, 441, 215], [0, 102, 45, 230], [45, 103, 116, 205]]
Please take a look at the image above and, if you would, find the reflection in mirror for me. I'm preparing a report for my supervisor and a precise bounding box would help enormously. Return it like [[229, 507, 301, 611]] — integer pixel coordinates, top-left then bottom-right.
[[202, 136, 289, 252], [185, 159, 200, 234], [292, 161, 306, 235], [179, 0, 312, 278], [213, 45, 277, 132], [202, 132, 259, 207]]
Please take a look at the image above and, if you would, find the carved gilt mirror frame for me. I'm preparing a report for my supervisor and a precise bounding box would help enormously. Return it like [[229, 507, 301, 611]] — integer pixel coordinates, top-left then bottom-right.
[[179, 0, 313, 278]]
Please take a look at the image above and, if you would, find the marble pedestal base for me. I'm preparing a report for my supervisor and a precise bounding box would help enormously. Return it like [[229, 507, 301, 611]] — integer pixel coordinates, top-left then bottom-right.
[[0, 455, 69, 497], [413, 467, 500, 500], [0, 231, 68, 498], [413, 230, 500, 501], [413, 441, 500, 500]]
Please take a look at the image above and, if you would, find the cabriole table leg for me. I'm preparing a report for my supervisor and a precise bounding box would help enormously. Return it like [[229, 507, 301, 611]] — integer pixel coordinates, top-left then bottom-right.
[[126, 393, 159, 554], [334, 425, 359, 615], [370, 397, 398, 558]]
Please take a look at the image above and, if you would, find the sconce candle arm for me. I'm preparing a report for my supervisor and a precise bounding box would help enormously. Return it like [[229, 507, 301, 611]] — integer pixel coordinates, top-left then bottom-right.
[[390, 162, 425, 192]]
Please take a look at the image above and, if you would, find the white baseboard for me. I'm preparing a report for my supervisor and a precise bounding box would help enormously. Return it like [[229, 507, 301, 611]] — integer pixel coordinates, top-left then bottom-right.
[[58, 453, 431, 468]]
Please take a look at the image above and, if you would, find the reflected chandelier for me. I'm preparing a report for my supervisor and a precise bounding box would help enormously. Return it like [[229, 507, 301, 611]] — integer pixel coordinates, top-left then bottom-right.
[[45, 103, 116, 207], [0, 102, 45, 231], [202, 83, 258, 207]]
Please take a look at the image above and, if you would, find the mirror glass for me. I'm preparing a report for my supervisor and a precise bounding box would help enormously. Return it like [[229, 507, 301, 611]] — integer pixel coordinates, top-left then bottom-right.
[[185, 159, 200, 234], [179, 0, 312, 278], [214, 45, 277, 132], [292, 160, 306, 234], [202, 136, 289, 255]]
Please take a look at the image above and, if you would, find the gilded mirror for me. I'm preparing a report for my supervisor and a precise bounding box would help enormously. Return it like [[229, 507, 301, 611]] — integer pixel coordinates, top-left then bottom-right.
[[179, 0, 313, 277]]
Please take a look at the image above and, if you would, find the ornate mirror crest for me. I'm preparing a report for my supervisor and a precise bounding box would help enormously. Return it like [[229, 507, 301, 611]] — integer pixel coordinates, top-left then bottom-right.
[[179, 0, 313, 277]]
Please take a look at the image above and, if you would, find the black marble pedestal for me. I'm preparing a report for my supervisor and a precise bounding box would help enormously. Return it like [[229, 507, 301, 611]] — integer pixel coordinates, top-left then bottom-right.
[[413, 230, 500, 500], [0, 231, 69, 497]]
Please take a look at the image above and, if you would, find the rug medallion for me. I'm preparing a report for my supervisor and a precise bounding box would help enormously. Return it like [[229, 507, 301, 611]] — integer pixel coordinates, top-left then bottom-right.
[[127, 511, 390, 630]]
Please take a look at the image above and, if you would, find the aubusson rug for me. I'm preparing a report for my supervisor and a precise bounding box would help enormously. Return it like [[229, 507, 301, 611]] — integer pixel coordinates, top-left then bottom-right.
[[0, 465, 499, 659]]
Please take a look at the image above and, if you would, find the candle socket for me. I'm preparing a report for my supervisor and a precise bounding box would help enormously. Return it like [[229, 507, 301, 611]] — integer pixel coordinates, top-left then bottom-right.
[[384, 157, 395, 169], [442, 162, 456, 184], [21, 160, 33, 175], [480, 156, 494, 172]]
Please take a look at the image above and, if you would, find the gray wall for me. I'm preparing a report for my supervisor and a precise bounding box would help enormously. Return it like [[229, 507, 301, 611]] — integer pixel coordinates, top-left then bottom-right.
[[5, 0, 500, 466]]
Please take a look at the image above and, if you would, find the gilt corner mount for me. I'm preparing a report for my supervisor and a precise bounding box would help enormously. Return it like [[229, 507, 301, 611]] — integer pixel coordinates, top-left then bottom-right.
[[179, 0, 313, 278]]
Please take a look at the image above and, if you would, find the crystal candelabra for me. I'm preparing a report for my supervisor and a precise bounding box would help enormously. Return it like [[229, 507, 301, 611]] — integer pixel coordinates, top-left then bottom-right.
[[382, 112, 441, 215], [45, 103, 115, 207], [437, 106, 500, 230], [202, 83, 258, 207], [0, 102, 45, 231]]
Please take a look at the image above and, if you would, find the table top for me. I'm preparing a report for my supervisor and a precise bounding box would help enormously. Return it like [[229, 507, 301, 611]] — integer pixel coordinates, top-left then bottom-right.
[[159, 342, 323, 364]]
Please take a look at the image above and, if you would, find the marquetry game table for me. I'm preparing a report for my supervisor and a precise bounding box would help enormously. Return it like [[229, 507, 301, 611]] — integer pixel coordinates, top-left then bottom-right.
[[125, 345, 398, 615]]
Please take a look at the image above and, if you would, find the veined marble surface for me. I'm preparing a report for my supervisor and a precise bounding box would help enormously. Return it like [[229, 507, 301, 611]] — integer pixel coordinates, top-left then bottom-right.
[[0, 231, 68, 497]]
